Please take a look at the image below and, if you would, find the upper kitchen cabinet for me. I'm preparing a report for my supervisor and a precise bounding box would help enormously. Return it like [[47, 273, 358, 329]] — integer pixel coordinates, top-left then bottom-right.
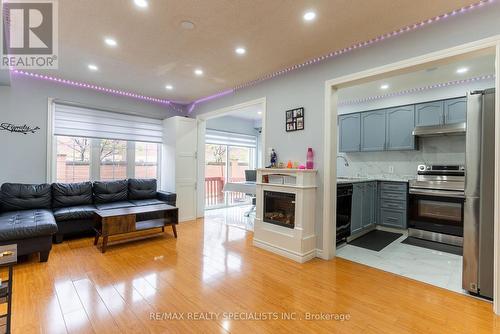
[[415, 101, 444, 126], [361, 110, 386, 151], [339, 113, 361, 152], [444, 97, 467, 124], [386, 105, 416, 151]]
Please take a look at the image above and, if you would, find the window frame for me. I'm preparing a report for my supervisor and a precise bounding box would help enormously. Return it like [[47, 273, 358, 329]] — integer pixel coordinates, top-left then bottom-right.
[[51, 136, 161, 183], [47, 100, 162, 184]]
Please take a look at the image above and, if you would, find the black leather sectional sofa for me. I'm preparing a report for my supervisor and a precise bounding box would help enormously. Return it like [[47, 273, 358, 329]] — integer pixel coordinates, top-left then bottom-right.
[[0, 179, 176, 262]]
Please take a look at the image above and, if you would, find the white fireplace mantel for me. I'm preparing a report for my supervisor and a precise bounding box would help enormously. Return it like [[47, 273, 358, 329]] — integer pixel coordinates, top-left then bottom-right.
[[253, 168, 318, 263]]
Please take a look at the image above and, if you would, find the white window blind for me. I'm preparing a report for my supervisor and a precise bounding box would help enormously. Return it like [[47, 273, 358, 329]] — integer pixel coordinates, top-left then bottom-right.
[[205, 129, 257, 148], [53, 103, 163, 143]]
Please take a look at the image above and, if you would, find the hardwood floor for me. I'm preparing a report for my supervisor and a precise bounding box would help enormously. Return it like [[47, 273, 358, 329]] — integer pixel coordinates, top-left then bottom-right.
[[10, 216, 500, 333]]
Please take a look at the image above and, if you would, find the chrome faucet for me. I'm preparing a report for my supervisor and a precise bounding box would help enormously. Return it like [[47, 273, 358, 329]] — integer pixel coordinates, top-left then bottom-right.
[[337, 155, 349, 167]]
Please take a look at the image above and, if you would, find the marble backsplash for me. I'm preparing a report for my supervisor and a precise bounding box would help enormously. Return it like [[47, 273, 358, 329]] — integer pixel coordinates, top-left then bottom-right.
[[337, 135, 465, 179]]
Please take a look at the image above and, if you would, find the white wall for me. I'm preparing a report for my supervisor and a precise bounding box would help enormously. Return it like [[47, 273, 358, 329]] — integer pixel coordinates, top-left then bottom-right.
[[0, 75, 181, 184], [190, 3, 500, 251]]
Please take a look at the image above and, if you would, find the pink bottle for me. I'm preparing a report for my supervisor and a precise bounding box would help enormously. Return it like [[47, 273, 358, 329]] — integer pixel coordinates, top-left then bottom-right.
[[306, 148, 314, 169]]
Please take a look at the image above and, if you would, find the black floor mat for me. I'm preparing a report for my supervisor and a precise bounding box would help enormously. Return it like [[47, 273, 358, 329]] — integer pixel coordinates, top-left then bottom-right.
[[348, 230, 402, 252], [401, 237, 462, 256]]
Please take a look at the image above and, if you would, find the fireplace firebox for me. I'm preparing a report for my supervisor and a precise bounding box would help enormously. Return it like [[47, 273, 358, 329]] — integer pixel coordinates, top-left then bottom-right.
[[263, 191, 295, 228]]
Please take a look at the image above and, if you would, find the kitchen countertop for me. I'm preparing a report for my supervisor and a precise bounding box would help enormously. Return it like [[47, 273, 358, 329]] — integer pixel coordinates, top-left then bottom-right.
[[337, 176, 415, 184]]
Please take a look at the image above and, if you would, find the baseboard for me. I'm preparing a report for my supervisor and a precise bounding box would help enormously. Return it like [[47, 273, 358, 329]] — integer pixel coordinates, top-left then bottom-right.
[[376, 225, 407, 234], [253, 238, 316, 263], [315, 248, 326, 260]]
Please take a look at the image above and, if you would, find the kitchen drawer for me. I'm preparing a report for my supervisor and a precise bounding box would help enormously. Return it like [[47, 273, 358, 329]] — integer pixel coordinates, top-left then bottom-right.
[[380, 199, 406, 210], [380, 182, 407, 193], [380, 190, 407, 201], [380, 209, 406, 229]]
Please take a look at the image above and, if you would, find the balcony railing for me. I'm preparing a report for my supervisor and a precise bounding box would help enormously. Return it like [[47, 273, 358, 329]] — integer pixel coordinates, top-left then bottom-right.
[[205, 177, 247, 207]]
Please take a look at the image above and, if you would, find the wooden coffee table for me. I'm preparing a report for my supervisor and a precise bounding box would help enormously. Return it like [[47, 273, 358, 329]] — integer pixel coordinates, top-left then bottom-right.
[[93, 204, 178, 253]]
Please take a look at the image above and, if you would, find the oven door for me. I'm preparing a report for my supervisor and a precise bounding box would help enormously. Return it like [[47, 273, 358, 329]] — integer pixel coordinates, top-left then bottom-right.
[[408, 188, 464, 237]]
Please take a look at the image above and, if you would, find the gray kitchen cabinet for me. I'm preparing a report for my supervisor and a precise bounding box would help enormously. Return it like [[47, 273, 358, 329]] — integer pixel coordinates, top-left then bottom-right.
[[378, 182, 407, 229], [339, 113, 361, 152], [361, 110, 386, 152], [350, 183, 364, 234], [351, 182, 377, 235], [386, 105, 416, 151], [415, 101, 444, 126], [362, 182, 377, 228], [444, 97, 467, 124]]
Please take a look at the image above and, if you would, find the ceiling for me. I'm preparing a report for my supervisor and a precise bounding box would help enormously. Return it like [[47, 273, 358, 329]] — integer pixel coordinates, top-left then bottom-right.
[[29, 0, 483, 103], [338, 54, 496, 102]]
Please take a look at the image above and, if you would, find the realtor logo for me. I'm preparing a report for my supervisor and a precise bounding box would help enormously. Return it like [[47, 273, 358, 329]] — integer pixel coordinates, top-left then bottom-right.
[[1, 0, 58, 69]]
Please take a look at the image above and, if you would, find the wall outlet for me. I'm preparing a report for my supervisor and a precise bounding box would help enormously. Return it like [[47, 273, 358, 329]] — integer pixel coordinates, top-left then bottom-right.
[[388, 165, 394, 174]]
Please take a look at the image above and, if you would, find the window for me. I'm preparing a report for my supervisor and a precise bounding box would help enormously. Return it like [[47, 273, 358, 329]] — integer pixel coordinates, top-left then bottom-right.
[[55, 136, 160, 183], [100, 140, 127, 181], [56, 136, 91, 183], [135, 142, 159, 179]]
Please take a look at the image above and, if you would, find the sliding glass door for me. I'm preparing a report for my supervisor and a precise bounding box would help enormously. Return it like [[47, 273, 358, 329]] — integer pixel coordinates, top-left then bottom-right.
[[205, 144, 227, 208], [204, 139, 256, 209]]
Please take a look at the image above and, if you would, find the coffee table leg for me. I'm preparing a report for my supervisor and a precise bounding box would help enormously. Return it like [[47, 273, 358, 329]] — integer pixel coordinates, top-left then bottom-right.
[[161, 226, 165, 232], [102, 236, 108, 253], [94, 234, 99, 246], [172, 224, 177, 238]]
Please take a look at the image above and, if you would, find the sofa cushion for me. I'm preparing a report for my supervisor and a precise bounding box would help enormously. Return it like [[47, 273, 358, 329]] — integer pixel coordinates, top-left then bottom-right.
[[95, 201, 135, 211], [53, 205, 96, 222], [52, 182, 93, 208], [128, 179, 157, 200], [0, 209, 58, 240], [0, 183, 52, 212], [130, 199, 165, 206], [93, 180, 128, 204]]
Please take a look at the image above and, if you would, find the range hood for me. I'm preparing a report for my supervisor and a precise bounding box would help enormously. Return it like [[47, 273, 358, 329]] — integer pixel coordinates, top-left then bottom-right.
[[412, 122, 466, 137]]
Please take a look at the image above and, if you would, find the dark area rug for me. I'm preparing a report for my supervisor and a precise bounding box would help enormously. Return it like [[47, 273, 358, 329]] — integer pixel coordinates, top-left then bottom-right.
[[348, 230, 402, 252], [401, 236, 462, 256]]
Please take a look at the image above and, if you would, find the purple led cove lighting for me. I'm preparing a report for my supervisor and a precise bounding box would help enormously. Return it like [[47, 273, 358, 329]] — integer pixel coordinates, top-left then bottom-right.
[[338, 74, 496, 106], [188, 0, 495, 112], [10, 69, 176, 106], [187, 88, 234, 114]]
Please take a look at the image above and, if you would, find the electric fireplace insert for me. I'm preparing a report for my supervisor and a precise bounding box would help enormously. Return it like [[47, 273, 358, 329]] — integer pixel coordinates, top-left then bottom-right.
[[263, 191, 295, 228]]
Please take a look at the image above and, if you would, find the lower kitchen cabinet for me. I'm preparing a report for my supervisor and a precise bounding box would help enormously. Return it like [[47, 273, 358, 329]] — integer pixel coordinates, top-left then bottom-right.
[[378, 182, 407, 229], [350, 182, 377, 235]]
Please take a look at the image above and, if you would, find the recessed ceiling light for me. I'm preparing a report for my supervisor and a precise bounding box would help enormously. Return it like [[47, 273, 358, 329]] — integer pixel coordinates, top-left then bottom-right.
[[88, 64, 98, 71], [165, 85, 173, 90], [303, 11, 316, 21], [180, 20, 195, 30], [257, 111, 262, 115], [104, 37, 117, 47], [134, 0, 148, 8], [235, 47, 246, 55], [380, 84, 389, 90], [456, 67, 469, 74], [194, 69, 203, 76]]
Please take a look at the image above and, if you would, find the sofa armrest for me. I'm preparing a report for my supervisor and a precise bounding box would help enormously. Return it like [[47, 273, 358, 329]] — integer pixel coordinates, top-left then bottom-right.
[[157, 191, 176, 206]]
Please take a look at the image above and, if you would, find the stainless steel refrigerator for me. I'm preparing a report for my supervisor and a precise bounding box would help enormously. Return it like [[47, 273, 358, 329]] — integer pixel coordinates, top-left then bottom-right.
[[463, 88, 495, 299]]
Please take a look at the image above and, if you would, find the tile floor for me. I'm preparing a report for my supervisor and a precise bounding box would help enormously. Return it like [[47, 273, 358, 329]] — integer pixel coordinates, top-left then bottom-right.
[[204, 205, 255, 231], [336, 230, 465, 294]]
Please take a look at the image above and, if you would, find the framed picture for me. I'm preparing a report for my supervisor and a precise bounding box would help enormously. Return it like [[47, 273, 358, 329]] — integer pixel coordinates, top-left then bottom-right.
[[285, 107, 305, 132]]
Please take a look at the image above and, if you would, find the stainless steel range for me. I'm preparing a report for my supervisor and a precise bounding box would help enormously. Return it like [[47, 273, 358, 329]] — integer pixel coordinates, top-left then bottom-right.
[[408, 164, 465, 247]]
